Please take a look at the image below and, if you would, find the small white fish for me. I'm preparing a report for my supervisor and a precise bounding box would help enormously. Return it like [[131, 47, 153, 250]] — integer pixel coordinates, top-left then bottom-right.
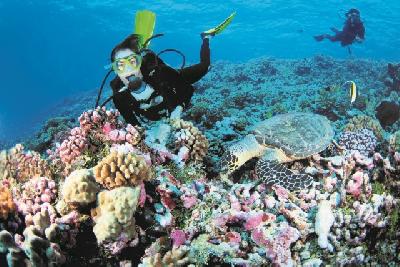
[[344, 81, 357, 103]]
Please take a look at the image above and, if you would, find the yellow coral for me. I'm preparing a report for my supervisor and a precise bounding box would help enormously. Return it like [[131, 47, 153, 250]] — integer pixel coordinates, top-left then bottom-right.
[[0, 186, 16, 220], [61, 169, 100, 208], [92, 186, 140, 243], [343, 115, 384, 140], [93, 151, 151, 190], [171, 119, 209, 162]]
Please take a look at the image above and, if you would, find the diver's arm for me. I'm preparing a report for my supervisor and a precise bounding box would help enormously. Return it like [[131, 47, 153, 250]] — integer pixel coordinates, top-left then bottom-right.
[[180, 38, 211, 84]]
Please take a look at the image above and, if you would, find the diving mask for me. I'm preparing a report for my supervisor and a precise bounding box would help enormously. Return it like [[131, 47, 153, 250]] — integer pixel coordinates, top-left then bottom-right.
[[112, 53, 142, 74]]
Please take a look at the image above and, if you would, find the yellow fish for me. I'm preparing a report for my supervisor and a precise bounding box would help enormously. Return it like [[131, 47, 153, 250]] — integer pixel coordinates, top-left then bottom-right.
[[344, 81, 357, 103]]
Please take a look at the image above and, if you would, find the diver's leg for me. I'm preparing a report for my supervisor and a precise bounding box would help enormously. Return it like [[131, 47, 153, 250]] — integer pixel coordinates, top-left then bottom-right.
[[179, 38, 210, 84]]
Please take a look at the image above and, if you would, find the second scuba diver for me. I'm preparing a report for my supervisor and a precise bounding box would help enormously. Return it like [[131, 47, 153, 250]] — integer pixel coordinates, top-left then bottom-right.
[[314, 8, 365, 48], [98, 10, 235, 126]]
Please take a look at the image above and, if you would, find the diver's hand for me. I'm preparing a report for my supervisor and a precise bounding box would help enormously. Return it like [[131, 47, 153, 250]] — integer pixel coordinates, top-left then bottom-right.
[[170, 106, 183, 120]]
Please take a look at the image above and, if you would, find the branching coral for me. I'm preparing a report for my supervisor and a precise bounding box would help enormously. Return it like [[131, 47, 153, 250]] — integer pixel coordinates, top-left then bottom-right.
[[3, 144, 52, 181], [170, 119, 209, 162], [94, 151, 152, 190], [343, 115, 384, 140], [16, 176, 58, 226]]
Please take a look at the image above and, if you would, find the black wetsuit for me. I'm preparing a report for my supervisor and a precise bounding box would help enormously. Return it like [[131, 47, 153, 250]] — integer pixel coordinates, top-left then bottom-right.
[[315, 18, 365, 46], [111, 38, 210, 126]]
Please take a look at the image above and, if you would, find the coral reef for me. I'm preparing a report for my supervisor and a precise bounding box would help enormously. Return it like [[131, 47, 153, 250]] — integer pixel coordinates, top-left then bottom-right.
[[3, 55, 400, 266], [389, 130, 400, 152]]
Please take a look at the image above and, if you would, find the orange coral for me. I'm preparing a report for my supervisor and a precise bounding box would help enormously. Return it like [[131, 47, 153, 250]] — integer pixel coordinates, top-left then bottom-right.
[[94, 151, 152, 189], [0, 185, 16, 219]]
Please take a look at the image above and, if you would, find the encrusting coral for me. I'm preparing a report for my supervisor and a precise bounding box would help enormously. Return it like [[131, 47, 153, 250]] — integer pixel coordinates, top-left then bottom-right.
[[94, 151, 152, 190], [343, 115, 384, 140]]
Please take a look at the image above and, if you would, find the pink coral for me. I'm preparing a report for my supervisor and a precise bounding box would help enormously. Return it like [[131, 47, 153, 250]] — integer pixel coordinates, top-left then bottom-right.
[[16, 177, 58, 225], [171, 229, 186, 247], [244, 212, 276, 230], [57, 127, 89, 165], [346, 171, 365, 198]]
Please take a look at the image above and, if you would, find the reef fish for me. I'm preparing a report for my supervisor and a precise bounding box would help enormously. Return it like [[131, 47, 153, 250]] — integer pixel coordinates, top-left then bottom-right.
[[344, 80, 357, 103]]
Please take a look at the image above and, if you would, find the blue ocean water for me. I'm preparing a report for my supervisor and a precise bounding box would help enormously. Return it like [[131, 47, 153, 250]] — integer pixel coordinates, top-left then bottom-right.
[[0, 0, 399, 143]]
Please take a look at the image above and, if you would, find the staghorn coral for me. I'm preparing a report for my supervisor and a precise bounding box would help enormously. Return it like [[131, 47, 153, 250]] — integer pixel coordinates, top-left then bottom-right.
[[338, 128, 378, 157], [92, 186, 140, 244], [343, 115, 384, 140], [3, 144, 52, 181], [94, 151, 152, 190], [61, 169, 100, 209], [0, 185, 16, 220], [170, 119, 209, 162]]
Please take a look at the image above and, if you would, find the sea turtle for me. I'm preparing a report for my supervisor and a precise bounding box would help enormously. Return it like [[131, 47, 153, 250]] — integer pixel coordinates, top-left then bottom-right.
[[220, 112, 334, 191]]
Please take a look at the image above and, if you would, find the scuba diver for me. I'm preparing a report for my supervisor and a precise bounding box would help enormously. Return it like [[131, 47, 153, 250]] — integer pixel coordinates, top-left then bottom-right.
[[314, 8, 365, 50], [96, 10, 235, 126]]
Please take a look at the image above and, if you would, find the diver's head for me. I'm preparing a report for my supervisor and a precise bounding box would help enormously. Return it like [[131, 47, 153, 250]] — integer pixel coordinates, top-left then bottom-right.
[[346, 8, 361, 24], [111, 34, 143, 85]]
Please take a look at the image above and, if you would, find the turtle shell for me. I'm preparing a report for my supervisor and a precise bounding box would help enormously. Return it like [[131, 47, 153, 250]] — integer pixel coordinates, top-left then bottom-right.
[[253, 112, 334, 159]]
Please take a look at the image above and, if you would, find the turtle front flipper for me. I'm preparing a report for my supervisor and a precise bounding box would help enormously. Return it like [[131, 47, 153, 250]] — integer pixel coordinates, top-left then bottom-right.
[[255, 159, 314, 191]]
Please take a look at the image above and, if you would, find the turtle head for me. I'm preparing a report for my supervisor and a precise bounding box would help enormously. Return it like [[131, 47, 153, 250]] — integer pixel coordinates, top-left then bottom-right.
[[220, 134, 267, 176], [220, 150, 240, 175]]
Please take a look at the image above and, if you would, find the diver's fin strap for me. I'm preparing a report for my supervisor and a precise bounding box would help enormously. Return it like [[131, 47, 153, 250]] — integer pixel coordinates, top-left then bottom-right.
[[203, 12, 236, 36], [255, 159, 314, 191]]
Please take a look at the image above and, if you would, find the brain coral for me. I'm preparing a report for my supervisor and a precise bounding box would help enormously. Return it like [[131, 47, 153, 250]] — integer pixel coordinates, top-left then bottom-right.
[[171, 119, 209, 161], [61, 169, 100, 208], [343, 115, 384, 140], [338, 129, 378, 157], [94, 151, 152, 190], [0, 185, 16, 220], [92, 186, 140, 243]]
